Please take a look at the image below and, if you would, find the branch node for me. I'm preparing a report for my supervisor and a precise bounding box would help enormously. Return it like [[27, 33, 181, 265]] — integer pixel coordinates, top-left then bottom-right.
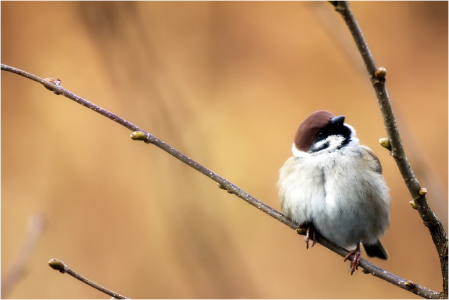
[[217, 182, 235, 194], [409, 200, 418, 210], [48, 258, 67, 273], [217, 183, 227, 190], [130, 131, 156, 144], [418, 188, 427, 196], [405, 280, 416, 289], [130, 131, 147, 141], [296, 227, 306, 235], [379, 138, 391, 151], [44, 78, 62, 95], [374, 67, 387, 81], [362, 268, 370, 274]]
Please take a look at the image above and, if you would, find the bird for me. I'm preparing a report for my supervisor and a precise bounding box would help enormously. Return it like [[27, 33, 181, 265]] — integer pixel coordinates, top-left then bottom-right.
[[277, 110, 390, 274]]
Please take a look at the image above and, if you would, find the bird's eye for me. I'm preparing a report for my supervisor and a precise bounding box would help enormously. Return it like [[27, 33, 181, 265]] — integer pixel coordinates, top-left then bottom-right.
[[317, 131, 324, 138]]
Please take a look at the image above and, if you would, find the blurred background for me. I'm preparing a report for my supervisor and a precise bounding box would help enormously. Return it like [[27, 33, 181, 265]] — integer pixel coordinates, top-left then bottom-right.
[[2, 2, 447, 298]]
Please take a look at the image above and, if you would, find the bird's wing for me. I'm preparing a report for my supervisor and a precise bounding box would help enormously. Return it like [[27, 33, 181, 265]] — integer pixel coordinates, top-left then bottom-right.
[[360, 145, 383, 174]]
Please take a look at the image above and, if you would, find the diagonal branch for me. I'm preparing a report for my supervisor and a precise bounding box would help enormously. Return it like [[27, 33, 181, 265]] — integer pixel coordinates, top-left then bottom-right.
[[48, 258, 129, 299], [1, 63, 441, 298], [331, 1, 448, 298]]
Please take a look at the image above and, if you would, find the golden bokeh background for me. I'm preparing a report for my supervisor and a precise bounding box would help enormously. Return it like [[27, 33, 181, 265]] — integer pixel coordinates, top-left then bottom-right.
[[2, 2, 447, 298]]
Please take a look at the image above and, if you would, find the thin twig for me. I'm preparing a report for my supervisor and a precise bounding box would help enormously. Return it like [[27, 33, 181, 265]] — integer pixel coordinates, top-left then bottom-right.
[[1, 63, 441, 298], [1, 212, 47, 298], [332, 1, 448, 298], [48, 258, 129, 299]]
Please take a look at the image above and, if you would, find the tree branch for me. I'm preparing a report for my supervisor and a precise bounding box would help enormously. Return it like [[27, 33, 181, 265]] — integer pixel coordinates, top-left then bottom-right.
[[2, 63, 442, 298], [331, 1, 448, 298], [48, 258, 129, 299]]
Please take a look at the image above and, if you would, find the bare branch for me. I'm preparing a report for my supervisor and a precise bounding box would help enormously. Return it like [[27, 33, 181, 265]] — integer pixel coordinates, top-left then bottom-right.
[[312, 1, 448, 227], [2, 63, 442, 298], [331, 1, 448, 297], [2, 212, 46, 297], [0, 64, 293, 229], [48, 258, 129, 299]]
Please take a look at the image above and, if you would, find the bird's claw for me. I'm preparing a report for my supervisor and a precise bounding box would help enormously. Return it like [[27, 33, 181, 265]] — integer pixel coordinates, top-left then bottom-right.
[[298, 223, 316, 249], [344, 243, 362, 275]]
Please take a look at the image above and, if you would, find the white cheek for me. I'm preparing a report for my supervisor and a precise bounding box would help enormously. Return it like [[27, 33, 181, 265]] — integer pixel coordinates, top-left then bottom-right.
[[292, 143, 310, 158]]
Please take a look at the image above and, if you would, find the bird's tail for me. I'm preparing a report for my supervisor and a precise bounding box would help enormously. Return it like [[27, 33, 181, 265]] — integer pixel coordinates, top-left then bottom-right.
[[363, 240, 388, 260]]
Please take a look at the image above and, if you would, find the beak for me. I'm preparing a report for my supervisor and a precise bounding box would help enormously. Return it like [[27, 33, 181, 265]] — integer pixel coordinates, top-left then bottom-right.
[[330, 115, 345, 127]]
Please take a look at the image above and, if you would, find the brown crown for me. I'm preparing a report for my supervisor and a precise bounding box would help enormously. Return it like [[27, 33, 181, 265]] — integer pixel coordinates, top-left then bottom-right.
[[294, 110, 335, 152]]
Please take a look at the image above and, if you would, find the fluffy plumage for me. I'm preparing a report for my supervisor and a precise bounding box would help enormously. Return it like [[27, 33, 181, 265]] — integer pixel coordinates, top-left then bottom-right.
[[278, 111, 390, 264]]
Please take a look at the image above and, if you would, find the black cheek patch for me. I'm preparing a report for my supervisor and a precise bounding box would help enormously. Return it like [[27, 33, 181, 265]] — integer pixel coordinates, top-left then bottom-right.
[[337, 126, 352, 148]]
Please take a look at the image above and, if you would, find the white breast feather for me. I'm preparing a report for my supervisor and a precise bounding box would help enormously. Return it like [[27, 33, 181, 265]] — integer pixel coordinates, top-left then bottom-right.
[[279, 140, 390, 249]]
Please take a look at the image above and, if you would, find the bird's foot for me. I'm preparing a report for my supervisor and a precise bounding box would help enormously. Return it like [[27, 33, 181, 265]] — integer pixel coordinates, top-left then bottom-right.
[[297, 223, 316, 249], [344, 243, 362, 275]]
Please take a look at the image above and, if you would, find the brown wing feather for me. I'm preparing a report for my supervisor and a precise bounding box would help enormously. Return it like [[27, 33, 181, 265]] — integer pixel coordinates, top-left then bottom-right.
[[360, 145, 383, 174]]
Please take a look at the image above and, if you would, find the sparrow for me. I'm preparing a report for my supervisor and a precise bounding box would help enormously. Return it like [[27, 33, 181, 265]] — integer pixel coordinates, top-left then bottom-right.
[[277, 110, 390, 274]]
